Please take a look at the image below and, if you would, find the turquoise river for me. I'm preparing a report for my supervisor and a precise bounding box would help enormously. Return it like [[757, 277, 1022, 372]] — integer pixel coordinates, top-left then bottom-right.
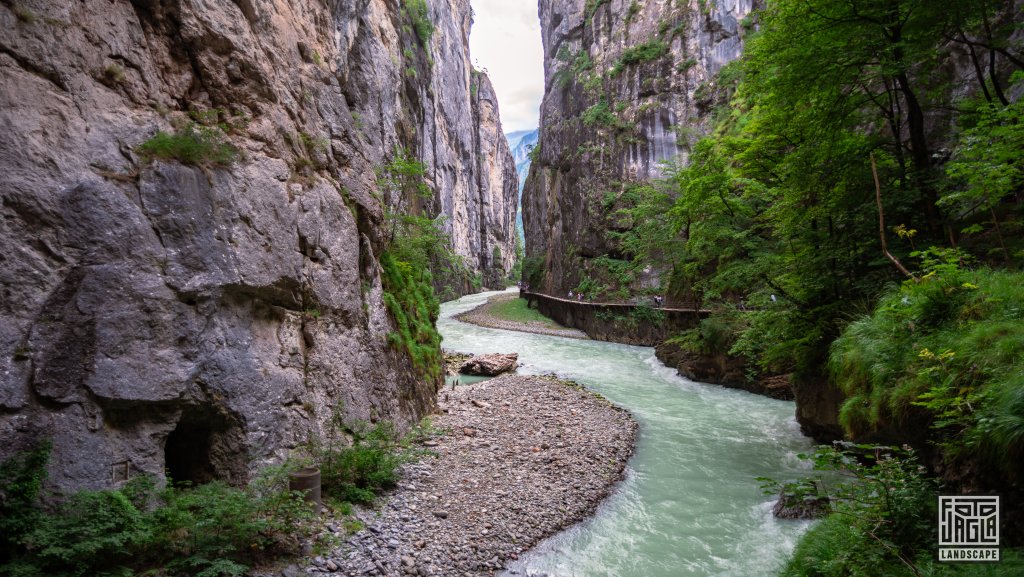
[[439, 289, 816, 577]]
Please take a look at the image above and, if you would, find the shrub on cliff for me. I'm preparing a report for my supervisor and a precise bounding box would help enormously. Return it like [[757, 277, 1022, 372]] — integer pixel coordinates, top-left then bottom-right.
[[609, 40, 668, 76], [404, 0, 433, 47], [137, 122, 238, 167], [376, 150, 450, 379]]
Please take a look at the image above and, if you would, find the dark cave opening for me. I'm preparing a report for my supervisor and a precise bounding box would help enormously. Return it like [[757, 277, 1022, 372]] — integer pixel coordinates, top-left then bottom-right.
[[164, 405, 246, 486], [164, 412, 216, 486]]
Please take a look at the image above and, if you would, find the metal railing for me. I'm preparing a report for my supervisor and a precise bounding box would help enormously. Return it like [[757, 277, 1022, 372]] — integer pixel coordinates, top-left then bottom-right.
[[520, 290, 703, 312]]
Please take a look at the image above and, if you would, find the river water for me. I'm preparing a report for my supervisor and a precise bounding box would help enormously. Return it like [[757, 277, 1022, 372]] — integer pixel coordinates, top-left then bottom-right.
[[438, 289, 815, 577]]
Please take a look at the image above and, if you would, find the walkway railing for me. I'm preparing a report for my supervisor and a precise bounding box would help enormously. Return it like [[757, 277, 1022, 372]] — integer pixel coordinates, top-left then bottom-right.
[[520, 290, 709, 313]]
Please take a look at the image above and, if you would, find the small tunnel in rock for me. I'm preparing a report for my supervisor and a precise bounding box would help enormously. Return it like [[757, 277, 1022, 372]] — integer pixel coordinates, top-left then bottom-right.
[[164, 404, 247, 486]]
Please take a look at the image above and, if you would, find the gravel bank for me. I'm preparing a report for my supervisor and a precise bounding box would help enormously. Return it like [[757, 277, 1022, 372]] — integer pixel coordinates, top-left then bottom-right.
[[319, 373, 637, 577], [454, 295, 589, 340]]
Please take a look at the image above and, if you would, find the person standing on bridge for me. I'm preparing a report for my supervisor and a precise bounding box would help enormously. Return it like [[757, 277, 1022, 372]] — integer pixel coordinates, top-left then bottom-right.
[[568, 290, 574, 299]]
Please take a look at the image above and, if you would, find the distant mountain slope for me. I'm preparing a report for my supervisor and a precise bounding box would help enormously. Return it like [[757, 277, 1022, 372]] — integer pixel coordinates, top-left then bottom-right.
[[506, 128, 539, 239], [509, 129, 539, 190], [506, 129, 535, 148]]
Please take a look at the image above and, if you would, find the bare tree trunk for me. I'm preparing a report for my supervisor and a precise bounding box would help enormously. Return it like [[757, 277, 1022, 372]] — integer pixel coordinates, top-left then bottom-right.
[[872, 153, 917, 281], [989, 47, 1010, 106], [962, 28, 994, 103]]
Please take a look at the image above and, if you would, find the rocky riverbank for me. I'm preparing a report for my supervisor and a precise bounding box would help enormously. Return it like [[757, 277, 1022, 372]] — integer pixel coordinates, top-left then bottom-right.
[[310, 373, 636, 577], [655, 341, 795, 401], [454, 294, 589, 340]]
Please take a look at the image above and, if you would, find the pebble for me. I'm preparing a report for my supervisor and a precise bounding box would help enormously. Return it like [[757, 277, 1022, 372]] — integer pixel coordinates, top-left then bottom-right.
[[310, 373, 636, 577]]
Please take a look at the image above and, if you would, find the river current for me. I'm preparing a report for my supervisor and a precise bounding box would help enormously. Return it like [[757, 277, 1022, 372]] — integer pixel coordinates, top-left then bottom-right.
[[439, 289, 815, 577]]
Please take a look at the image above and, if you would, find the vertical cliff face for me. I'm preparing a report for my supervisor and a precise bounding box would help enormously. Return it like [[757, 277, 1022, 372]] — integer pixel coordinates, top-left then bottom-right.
[[470, 73, 520, 289], [0, 0, 515, 490], [422, 4, 518, 295], [523, 0, 754, 294]]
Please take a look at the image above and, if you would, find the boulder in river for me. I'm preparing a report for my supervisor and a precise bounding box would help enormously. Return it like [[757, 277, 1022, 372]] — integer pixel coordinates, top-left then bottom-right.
[[772, 489, 830, 519], [459, 353, 519, 376]]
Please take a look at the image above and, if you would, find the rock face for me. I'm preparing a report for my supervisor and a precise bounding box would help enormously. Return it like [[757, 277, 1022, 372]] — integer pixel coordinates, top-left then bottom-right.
[[654, 340, 794, 400], [0, 0, 515, 491], [772, 489, 829, 520], [469, 73, 520, 290], [523, 0, 756, 296], [459, 353, 519, 376]]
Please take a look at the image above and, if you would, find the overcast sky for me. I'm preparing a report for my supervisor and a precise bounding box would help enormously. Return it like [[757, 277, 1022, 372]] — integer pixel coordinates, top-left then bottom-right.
[[469, 0, 544, 133]]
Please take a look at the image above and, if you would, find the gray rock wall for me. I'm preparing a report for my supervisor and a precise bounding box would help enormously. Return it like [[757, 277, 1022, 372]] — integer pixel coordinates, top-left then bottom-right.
[[522, 0, 755, 295], [0, 0, 515, 491], [471, 73, 519, 289]]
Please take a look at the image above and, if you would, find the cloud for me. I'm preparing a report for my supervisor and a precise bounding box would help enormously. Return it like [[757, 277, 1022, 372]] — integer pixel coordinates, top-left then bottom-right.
[[469, 0, 544, 132]]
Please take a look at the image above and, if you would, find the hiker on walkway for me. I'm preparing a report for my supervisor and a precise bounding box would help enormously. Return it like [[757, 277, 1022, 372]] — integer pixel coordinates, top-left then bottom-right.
[[568, 290, 574, 299]]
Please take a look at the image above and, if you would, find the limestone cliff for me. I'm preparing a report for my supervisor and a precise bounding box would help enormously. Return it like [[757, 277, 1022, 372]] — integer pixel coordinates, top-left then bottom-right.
[[0, 0, 516, 490], [522, 0, 754, 294], [469, 72, 519, 290]]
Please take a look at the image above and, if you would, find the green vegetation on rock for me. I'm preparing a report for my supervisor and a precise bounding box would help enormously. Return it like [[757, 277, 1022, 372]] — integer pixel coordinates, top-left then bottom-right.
[[522, 254, 546, 288], [832, 256, 1024, 471], [610, 39, 668, 76], [377, 149, 450, 379], [555, 47, 595, 88], [584, 0, 610, 20], [404, 0, 433, 47], [138, 122, 238, 167], [381, 253, 442, 381], [582, 100, 618, 128]]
